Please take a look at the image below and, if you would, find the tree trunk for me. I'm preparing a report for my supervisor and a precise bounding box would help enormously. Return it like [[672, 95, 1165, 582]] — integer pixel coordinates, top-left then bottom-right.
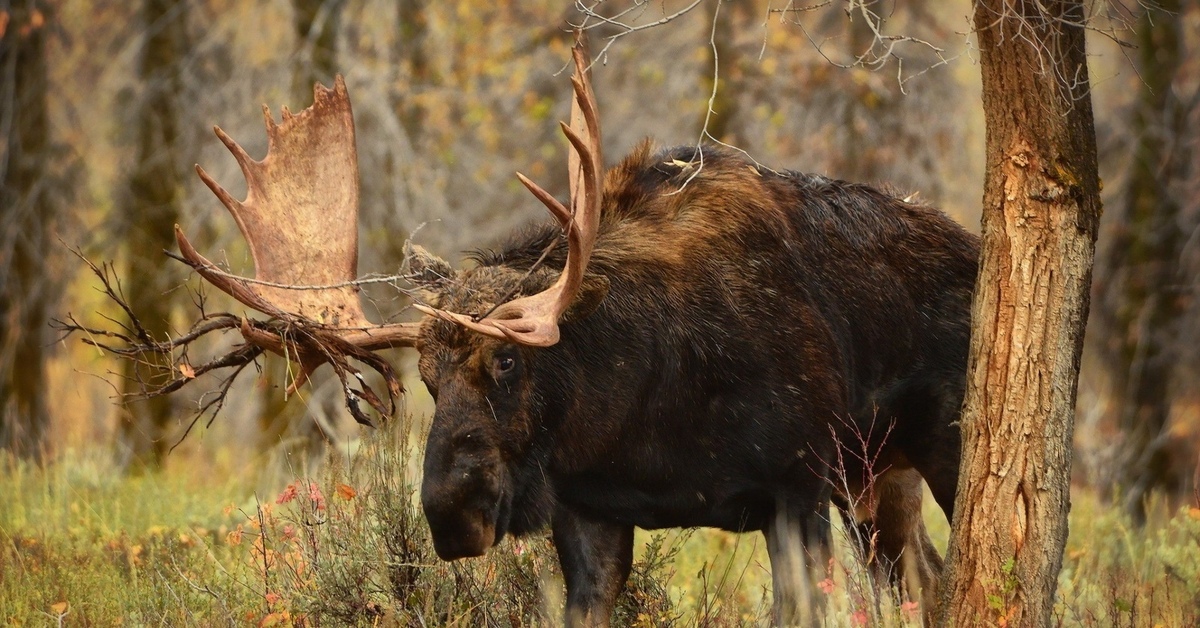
[[0, 0, 53, 461], [937, 1, 1101, 626], [701, 0, 742, 145], [1094, 1, 1187, 524], [396, 0, 430, 143], [291, 0, 344, 105], [256, 0, 347, 458], [120, 0, 189, 469]]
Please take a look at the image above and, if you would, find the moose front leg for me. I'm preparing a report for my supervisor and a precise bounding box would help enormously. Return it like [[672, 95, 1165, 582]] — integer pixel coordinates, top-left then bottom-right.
[[552, 506, 634, 628], [765, 497, 832, 626]]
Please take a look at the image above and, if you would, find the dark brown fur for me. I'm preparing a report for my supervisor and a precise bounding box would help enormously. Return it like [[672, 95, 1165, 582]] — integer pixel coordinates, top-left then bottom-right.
[[415, 143, 978, 625]]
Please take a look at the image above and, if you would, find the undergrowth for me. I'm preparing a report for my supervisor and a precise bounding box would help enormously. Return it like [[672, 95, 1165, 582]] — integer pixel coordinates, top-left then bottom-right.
[[1, 438, 1197, 626]]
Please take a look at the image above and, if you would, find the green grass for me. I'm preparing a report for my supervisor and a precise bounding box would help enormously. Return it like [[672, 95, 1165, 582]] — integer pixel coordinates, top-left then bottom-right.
[[0, 449, 262, 625], [2, 439, 1197, 626]]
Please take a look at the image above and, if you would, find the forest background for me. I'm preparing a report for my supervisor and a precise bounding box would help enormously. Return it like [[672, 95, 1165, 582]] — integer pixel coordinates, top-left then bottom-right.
[[1, 0, 1199, 625]]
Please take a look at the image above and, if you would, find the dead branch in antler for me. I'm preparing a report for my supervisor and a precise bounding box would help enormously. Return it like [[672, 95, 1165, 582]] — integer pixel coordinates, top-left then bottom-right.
[[60, 77, 421, 431], [52, 249, 268, 448], [168, 76, 421, 426], [63, 33, 604, 439]]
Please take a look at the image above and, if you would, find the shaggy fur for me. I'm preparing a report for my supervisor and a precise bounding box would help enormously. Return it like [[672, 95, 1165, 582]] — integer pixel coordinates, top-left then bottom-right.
[[415, 143, 979, 625]]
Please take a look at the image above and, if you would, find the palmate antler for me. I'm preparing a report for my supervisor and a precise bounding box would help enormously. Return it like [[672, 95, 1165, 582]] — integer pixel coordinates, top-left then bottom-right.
[[64, 34, 603, 432], [173, 76, 420, 425]]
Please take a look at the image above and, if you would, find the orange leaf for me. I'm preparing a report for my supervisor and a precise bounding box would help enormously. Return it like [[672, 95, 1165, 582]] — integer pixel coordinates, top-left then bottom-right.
[[50, 601, 68, 615], [179, 361, 196, 379], [336, 484, 357, 500], [276, 483, 297, 504]]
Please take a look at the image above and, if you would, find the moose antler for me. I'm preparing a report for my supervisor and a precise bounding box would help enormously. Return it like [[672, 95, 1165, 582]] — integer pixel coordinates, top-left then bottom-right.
[[415, 37, 603, 347], [59, 35, 603, 436], [172, 77, 420, 423]]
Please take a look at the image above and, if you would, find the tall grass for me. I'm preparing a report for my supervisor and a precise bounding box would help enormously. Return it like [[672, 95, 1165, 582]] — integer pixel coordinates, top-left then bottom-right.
[[2, 435, 1197, 626]]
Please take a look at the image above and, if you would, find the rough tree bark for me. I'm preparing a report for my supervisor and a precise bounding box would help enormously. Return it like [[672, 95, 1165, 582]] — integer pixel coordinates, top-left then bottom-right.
[[0, 0, 53, 460], [937, 0, 1101, 626], [1094, 0, 1188, 524], [120, 0, 189, 469]]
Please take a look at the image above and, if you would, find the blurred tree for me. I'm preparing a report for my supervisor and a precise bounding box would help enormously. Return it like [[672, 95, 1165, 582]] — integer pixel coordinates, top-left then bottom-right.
[[1092, 0, 1191, 524], [256, 0, 348, 461], [835, 4, 881, 185], [118, 0, 190, 469], [0, 0, 54, 460], [380, 0, 431, 262], [396, 0, 429, 143], [939, 0, 1101, 625], [700, 0, 746, 144], [292, 0, 343, 100]]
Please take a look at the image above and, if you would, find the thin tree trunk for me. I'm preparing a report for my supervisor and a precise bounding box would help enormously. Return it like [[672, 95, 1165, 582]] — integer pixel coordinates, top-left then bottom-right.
[[120, 0, 189, 469], [837, 7, 876, 184], [0, 0, 53, 461], [396, 0, 430, 144], [1098, 1, 1186, 524], [291, 0, 344, 104], [257, 0, 346, 457], [701, 0, 742, 145], [937, 1, 1101, 625]]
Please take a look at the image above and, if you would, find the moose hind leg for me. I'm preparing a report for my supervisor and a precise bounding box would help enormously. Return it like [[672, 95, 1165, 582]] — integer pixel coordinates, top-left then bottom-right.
[[552, 506, 635, 628], [842, 468, 943, 625]]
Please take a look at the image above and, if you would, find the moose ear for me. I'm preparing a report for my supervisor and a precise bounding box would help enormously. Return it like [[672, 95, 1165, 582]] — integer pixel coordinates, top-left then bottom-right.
[[405, 243, 455, 288], [562, 273, 610, 324]]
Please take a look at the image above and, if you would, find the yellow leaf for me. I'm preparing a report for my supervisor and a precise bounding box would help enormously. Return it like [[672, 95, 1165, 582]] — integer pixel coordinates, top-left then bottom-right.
[[179, 361, 196, 379], [50, 601, 68, 615], [336, 484, 357, 500]]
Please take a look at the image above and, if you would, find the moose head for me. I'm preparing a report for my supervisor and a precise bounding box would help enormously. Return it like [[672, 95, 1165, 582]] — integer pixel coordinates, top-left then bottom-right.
[[175, 38, 605, 559]]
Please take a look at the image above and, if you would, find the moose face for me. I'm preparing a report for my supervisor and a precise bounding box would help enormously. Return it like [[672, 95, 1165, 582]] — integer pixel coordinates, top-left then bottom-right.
[[405, 38, 604, 560], [415, 265, 550, 559], [414, 256, 608, 559]]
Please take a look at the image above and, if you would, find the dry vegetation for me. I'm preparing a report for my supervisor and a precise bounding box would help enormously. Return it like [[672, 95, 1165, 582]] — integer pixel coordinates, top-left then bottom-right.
[[2, 0, 1199, 625], [3, 432, 1198, 625]]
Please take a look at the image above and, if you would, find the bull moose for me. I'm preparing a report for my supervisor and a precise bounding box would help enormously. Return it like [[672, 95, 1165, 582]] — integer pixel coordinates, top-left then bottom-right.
[[170, 37, 977, 626]]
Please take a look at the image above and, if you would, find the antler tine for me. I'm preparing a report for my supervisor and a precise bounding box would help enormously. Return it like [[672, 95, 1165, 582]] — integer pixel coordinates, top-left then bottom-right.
[[416, 33, 603, 348]]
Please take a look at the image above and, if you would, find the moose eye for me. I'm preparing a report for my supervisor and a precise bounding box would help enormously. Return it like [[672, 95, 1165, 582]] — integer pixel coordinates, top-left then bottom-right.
[[491, 352, 519, 382]]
